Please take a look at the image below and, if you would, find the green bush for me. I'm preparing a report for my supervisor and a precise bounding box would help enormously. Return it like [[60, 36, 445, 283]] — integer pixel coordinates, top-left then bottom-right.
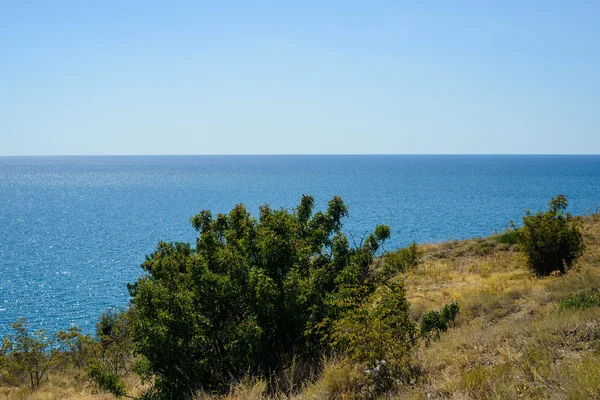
[[88, 364, 127, 398], [496, 229, 520, 245], [87, 309, 134, 397], [420, 301, 460, 344], [519, 195, 584, 276], [495, 220, 521, 245], [560, 290, 600, 309], [331, 281, 415, 393], [383, 242, 421, 275], [441, 301, 460, 326], [95, 309, 133, 377], [127, 195, 405, 398]]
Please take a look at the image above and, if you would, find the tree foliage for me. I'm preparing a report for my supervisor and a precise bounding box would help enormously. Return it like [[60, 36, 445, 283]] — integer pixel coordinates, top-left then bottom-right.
[[520, 194, 584, 276], [95, 309, 133, 377], [127, 195, 413, 398], [0, 314, 133, 395], [86, 309, 135, 398]]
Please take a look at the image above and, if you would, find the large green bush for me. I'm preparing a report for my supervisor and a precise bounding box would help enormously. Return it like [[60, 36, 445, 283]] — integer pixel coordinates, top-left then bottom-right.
[[520, 195, 584, 276], [127, 196, 412, 399]]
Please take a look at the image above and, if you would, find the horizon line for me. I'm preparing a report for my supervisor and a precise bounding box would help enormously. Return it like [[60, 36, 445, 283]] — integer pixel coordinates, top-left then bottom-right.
[[1, 153, 600, 157]]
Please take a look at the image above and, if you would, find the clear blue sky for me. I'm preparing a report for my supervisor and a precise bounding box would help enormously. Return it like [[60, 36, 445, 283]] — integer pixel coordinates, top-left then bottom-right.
[[1, 1, 599, 155]]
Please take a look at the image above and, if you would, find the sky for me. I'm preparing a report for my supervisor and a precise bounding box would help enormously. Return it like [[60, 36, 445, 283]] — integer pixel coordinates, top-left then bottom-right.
[[1, 1, 599, 155]]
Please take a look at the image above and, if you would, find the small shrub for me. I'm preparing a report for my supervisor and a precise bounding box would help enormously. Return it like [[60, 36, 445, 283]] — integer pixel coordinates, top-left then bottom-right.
[[95, 309, 133, 377], [469, 240, 496, 256], [87, 309, 134, 397], [331, 281, 416, 393], [441, 301, 460, 327], [398, 242, 422, 269], [496, 229, 521, 245], [420, 301, 460, 344], [87, 364, 127, 398], [560, 290, 600, 309], [384, 242, 421, 275], [420, 311, 445, 343], [0, 318, 84, 390], [520, 195, 584, 276]]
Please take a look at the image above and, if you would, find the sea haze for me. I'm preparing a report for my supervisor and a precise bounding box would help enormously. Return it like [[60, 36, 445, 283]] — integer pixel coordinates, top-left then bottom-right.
[[0, 155, 599, 336]]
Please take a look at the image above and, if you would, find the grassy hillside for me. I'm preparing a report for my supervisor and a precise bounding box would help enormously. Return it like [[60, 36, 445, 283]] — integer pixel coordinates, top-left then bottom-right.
[[215, 214, 600, 400], [397, 214, 600, 399], [2, 215, 600, 400]]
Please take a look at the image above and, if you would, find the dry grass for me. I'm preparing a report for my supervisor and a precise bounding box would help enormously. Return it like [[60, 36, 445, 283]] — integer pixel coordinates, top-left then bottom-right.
[[0, 372, 145, 400], [5, 217, 600, 399], [394, 216, 600, 400], [0, 370, 147, 400]]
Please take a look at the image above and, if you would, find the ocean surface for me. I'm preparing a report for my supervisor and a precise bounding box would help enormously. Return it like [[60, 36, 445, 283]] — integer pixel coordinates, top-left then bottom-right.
[[1, 155, 599, 336]]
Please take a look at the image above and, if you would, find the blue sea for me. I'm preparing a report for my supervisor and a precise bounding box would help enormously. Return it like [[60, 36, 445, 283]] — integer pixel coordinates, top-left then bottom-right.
[[1, 155, 599, 336]]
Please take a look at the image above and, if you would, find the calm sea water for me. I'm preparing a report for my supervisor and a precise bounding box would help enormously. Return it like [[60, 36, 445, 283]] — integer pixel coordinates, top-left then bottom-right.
[[1, 155, 599, 336]]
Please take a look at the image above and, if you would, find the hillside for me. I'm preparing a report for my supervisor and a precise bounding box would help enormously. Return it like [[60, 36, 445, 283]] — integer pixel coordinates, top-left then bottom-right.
[[397, 214, 600, 399], [213, 214, 600, 400], [2, 215, 600, 400]]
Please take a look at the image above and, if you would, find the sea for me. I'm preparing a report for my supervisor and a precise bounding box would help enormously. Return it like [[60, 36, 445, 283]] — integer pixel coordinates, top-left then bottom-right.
[[0, 155, 599, 336]]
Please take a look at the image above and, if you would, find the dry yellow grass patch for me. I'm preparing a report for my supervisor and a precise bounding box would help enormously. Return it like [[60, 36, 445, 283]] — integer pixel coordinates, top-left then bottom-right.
[[0, 372, 146, 400]]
